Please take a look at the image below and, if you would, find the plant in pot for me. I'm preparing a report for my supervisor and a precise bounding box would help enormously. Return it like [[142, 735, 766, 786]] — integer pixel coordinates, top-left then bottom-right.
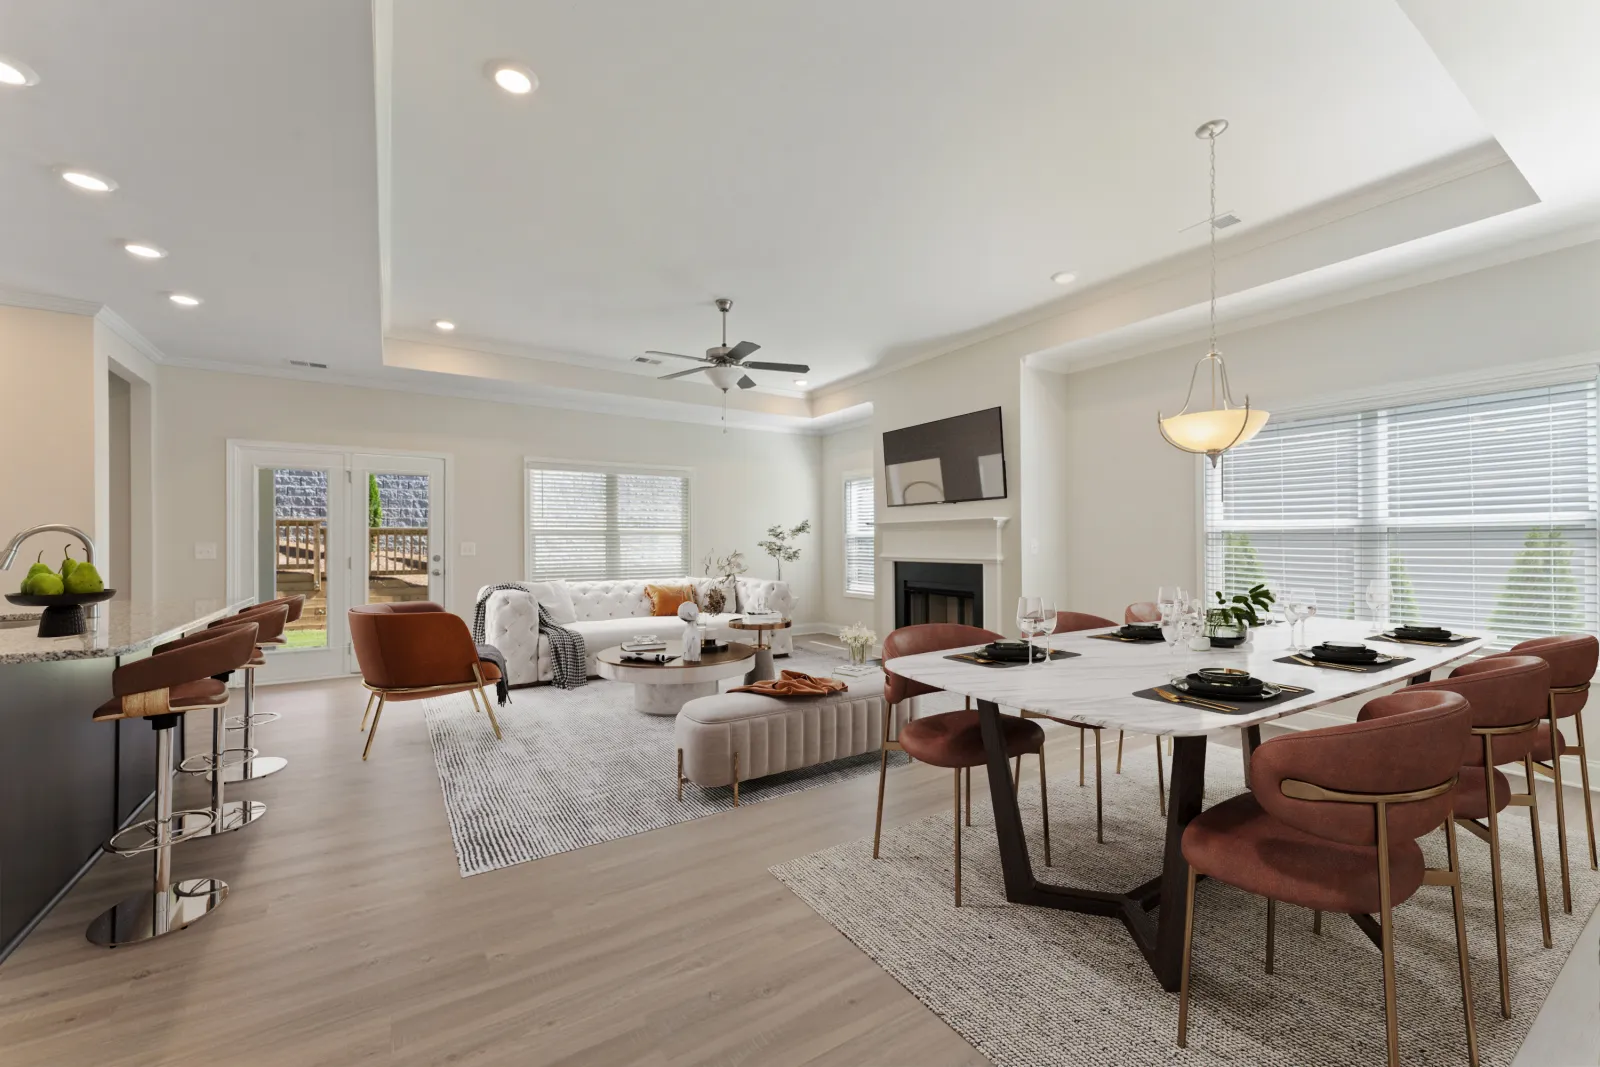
[[757, 520, 810, 581], [1211, 584, 1275, 646], [698, 550, 747, 613]]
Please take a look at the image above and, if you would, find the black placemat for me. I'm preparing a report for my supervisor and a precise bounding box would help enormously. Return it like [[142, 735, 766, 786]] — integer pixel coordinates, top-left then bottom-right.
[[1088, 632, 1165, 644], [1132, 681, 1310, 715], [1369, 632, 1478, 647], [1274, 652, 1415, 674], [944, 649, 1081, 668]]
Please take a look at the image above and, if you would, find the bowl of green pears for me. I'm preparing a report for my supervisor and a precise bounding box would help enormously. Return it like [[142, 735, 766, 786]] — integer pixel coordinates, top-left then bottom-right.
[[6, 545, 115, 637]]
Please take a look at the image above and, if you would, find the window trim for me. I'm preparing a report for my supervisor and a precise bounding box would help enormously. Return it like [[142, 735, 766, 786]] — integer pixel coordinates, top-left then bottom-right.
[[522, 456, 694, 582], [843, 469, 876, 600]]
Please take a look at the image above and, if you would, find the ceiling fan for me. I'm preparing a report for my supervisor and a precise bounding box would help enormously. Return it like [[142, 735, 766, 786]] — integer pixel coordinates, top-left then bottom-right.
[[649, 298, 809, 391]]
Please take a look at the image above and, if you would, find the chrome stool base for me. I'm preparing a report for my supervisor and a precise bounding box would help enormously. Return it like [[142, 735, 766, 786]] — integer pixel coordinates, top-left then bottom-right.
[[86, 878, 228, 947], [215, 754, 288, 784], [179, 746, 256, 776], [224, 711, 280, 729], [107, 809, 217, 855], [188, 799, 267, 838]]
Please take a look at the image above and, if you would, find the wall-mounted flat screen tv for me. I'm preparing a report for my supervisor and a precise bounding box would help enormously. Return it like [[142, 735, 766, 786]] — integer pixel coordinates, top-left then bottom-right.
[[883, 407, 1007, 506]]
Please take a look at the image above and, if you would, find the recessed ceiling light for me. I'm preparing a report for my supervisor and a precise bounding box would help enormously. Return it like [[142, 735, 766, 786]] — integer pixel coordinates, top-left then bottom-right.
[[434, 319, 456, 332], [0, 57, 39, 87], [123, 241, 167, 260], [487, 61, 537, 95], [793, 379, 809, 388], [167, 292, 201, 307], [58, 167, 117, 193], [1051, 271, 1078, 286]]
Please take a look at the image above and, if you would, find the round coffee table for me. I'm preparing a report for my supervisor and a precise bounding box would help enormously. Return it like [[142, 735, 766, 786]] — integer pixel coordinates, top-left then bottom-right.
[[595, 641, 757, 716], [727, 616, 793, 684]]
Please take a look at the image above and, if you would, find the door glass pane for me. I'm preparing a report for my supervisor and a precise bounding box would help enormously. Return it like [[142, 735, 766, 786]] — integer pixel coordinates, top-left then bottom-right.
[[366, 472, 431, 606], [261, 467, 329, 649]]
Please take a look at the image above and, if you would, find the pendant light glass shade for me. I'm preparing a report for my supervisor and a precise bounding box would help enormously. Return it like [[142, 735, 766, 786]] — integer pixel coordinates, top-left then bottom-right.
[[1159, 119, 1269, 465]]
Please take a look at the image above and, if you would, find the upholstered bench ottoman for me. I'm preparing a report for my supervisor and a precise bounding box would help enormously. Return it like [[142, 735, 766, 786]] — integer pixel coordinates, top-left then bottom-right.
[[674, 686, 902, 806]]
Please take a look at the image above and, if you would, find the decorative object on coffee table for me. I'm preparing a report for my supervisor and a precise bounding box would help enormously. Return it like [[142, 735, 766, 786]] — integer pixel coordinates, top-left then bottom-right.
[[595, 640, 756, 715], [729, 615, 792, 683], [678, 601, 701, 663], [758, 520, 810, 580]]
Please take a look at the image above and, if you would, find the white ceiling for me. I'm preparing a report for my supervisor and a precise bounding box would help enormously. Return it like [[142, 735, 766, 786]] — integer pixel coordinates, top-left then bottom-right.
[[2, 0, 1594, 417]]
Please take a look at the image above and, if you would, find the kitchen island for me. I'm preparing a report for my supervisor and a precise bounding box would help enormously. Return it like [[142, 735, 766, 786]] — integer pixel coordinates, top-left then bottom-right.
[[0, 598, 254, 961]]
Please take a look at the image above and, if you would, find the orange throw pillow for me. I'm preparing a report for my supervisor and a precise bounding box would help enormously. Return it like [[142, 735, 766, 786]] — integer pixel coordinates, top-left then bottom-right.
[[646, 583, 697, 617]]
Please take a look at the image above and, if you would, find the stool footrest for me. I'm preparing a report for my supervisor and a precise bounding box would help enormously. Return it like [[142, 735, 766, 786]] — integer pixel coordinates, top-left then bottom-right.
[[106, 808, 218, 856], [225, 711, 281, 729], [179, 747, 257, 775]]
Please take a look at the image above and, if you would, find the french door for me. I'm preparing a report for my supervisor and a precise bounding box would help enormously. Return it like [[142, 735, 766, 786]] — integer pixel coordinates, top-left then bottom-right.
[[227, 443, 447, 682]]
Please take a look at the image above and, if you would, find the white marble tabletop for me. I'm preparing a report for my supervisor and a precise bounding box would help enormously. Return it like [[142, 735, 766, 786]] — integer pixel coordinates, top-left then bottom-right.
[[883, 619, 1486, 737], [0, 598, 258, 666]]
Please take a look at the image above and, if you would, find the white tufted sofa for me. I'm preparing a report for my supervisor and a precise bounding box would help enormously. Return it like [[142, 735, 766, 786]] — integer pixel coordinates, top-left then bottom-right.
[[479, 577, 797, 687]]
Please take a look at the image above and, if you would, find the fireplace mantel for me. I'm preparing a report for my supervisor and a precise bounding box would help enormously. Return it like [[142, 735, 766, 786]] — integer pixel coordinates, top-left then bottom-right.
[[876, 515, 1011, 639]]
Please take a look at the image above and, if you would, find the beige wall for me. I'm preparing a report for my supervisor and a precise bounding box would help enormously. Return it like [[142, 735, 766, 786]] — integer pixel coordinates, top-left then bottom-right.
[[153, 367, 824, 621], [0, 307, 102, 568], [108, 373, 132, 597]]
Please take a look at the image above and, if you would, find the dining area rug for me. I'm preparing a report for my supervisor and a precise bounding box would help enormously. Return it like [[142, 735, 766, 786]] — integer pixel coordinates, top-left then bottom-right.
[[771, 753, 1598, 1066]]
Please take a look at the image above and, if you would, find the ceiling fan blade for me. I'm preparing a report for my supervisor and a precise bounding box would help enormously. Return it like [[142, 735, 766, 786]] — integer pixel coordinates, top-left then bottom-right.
[[737, 375, 756, 390], [646, 350, 711, 363], [740, 361, 809, 373], [659, 366, 709, 381], [725, 340, 761, 361]]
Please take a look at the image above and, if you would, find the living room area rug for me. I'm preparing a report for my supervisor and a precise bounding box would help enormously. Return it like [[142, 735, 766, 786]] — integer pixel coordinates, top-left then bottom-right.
[[770, 754, 1599, 1067], [422, 647, 906, 876]]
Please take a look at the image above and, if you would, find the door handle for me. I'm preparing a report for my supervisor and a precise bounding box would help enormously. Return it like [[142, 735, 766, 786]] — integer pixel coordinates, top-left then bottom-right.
[[432, 568, 442, 576]]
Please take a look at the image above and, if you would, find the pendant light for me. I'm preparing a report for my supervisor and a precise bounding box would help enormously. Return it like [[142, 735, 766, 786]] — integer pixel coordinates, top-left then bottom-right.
[[1157, 119, 1269, 465]]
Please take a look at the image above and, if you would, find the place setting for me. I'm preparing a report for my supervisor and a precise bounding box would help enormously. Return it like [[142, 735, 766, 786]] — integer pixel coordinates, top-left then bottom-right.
[[1132, 665, 1311, 715], [945, 597, 1081, 667], [1275, 639, 1414, 674], [1369, 624, 1479, 647]]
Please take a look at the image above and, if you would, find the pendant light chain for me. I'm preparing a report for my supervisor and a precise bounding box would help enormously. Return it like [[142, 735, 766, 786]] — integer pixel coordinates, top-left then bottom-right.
[[1208, 127, 1219, 408]]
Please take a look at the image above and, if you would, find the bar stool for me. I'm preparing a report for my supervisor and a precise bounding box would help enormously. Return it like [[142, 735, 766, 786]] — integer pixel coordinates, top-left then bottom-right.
[[1498, 634, 1599, 912], [173, 602, 291, 835], [1410, 655, 1553, 1018], [873, 623, 1050, 903], [220, 595, 303, 784], [88, 622, 259, 946]]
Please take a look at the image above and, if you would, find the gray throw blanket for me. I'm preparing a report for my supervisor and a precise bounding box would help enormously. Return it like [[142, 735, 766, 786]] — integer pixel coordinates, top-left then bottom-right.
[[471, 584, 588, 691], [474, 643, 511, 706]]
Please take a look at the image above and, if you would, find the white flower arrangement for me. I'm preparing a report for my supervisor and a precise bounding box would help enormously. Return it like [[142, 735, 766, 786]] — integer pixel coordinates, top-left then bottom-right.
[[839, 623, 877, 665]]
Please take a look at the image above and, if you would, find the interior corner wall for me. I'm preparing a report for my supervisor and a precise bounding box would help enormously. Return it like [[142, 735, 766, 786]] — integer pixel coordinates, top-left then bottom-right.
[[152, 366, 824, 622], [1045, 236, 1600, 622], [818, 424, 874, 629], [95, 318, 159, 604], [1019, 362, 1073, 610]]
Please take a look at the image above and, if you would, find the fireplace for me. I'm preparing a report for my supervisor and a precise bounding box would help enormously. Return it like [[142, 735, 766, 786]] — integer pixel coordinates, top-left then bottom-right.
[[895, 561, 983, 628]]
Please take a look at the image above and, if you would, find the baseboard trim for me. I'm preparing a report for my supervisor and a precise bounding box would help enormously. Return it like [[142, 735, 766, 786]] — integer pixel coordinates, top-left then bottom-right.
[[793, 622, 841, 637]]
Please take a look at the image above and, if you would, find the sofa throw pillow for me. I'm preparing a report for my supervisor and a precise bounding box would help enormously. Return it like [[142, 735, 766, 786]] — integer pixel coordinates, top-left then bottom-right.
[[646, 583, 697, 617], [523, 580, 578, 626], [695, 576, 737, 615]]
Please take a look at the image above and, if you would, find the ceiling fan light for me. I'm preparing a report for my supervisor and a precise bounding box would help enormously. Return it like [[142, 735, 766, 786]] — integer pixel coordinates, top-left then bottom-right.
[[706, 365, 742, 391]]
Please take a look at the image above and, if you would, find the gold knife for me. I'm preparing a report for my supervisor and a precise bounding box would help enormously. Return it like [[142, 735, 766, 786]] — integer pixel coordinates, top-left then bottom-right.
[[1380, 637, 1456, 647], [1153, 687, 1238, 713], [1289, 655, 1367, 673]]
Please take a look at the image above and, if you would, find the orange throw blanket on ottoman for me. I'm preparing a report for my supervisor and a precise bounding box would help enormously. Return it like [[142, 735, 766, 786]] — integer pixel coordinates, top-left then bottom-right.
[[730, 670, 847, 697]]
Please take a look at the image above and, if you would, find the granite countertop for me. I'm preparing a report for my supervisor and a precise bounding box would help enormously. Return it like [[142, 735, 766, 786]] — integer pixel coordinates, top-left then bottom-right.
[[0, 598, 257, 666]]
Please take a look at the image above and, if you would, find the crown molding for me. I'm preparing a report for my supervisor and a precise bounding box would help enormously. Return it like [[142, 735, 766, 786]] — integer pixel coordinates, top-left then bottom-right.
[[94, 307, 169, 368], [0, 285, 104, 317]]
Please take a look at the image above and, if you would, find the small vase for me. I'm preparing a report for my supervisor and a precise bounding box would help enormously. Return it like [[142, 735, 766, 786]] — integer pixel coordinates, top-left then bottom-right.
[[850, 645, 867, 666]]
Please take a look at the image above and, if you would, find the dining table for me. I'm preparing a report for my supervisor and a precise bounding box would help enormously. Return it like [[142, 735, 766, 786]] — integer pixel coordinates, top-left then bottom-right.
[[882, 618, 1486, 992]]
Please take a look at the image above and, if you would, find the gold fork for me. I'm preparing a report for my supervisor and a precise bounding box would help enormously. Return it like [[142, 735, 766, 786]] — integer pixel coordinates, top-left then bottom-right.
[[1289, 655, 1367, 673]]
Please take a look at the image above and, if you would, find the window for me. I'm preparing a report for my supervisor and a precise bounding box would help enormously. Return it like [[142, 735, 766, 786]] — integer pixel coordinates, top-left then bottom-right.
[[526, 462, 690, 581], [845, 474, 876, 596], [1204, 378, 1599, 649]]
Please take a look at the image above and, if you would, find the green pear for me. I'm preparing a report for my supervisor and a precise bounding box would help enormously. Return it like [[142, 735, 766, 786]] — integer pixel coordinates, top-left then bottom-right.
[[30, 572, 64, 596], [59, 544, 79, 580], [25, 550, 51, 583], [65, 562, 103, 595]]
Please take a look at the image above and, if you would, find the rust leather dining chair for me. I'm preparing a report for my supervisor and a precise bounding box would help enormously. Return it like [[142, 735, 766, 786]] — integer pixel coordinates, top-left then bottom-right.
[[1178, 690, 1477, 1067], [1497, 634, 1599, 912], [1408, 655, 1553, 1018], [873, 623, 1049, 903], [349, 602, 503, 761]]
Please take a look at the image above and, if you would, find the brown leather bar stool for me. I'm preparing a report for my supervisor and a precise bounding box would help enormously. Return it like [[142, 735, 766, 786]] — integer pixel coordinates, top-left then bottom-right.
[[1177, 690, 1477, 1067], [1409, 655, 1553, 1018], [873, 623, 1049, 904], [88, 622, 259, 946], [218, 594, 305, 784], [170, 602, 291, 835], [1498, 634, 1599, 912]]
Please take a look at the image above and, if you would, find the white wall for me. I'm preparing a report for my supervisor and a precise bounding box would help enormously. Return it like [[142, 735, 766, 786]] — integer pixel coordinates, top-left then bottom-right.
[[818, 424, 875, 630], [153, 367, 824, 621], [108, 373, 131, 597]]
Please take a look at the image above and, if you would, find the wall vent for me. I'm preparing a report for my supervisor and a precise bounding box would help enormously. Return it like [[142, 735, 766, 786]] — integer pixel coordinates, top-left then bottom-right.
[[288, 359, 328, 369], [632, 355, 663, 366]]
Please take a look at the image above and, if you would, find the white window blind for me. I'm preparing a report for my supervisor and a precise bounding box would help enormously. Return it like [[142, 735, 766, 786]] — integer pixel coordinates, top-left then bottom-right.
[[1204, 378, 1599, 650], [845, 475, 876, 596], [526, 464, 689, 581]]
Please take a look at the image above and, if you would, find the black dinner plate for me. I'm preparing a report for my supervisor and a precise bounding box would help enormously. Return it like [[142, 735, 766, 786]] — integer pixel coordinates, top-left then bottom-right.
[[1392, 626, 1453, 641], [1182, 671, 1267, 699], [1307, 642, 1381, 665], [1171, 676, 1283, 702], [1114, 625, 1165, 641]]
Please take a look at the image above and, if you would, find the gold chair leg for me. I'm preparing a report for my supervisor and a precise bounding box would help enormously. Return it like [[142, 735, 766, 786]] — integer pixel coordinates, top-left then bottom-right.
[[360, 691, 376, 732], [361, 695, 386, 761], [964, 765, 972, 827], [1039, 746, 1051, 867], [1575, 710, 1598, 869], [1481, 739, 1512, 1018], [1078, 726, 1086, 786], [467, 686, 482, 714], [1445, 813, 1481, 1067], [952, 769, 962, 907], [482, 689, 503, 740], [1176, 866, 1197, 1048], [1094, 728, 1104, 844], [1377, 801, 1400, 1067], [1156, 733, 1167, 817], [676, 748, 684, 801], [1265, 899, 1276, 975], [731, 750, 740, 807], [1524, 754, 1553, 949], [1116, 729, 1124, 774], [1548, 702, 1573, 912]]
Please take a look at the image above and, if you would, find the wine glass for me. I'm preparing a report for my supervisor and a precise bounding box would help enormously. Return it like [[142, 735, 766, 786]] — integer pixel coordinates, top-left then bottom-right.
[[1037, 597, 1057, 665], [1157, 585, 1181, 619], [1283, 588, 1315, 648], [1160, 603, 1182, 653], [1300, 588, 1319, 646], [1365, 579, 1392, 632], [1017, 596, 1043, 664]]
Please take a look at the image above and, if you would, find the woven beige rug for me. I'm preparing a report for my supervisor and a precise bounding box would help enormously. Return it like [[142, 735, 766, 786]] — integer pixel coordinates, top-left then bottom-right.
[[772, 750, 1597, 1066]]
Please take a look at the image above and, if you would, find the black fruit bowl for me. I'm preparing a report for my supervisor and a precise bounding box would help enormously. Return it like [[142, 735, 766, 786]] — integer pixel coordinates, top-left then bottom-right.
[[6, 590, 116, 637]]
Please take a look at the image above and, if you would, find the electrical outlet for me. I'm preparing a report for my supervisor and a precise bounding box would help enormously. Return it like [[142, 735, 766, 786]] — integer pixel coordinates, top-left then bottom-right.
[[460, 542, 477, 557], [195, 542, 218, 560]]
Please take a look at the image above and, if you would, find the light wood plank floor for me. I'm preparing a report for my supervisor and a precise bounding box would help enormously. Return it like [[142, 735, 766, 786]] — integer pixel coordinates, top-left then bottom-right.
[[0, 676, 1592, 1065]]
